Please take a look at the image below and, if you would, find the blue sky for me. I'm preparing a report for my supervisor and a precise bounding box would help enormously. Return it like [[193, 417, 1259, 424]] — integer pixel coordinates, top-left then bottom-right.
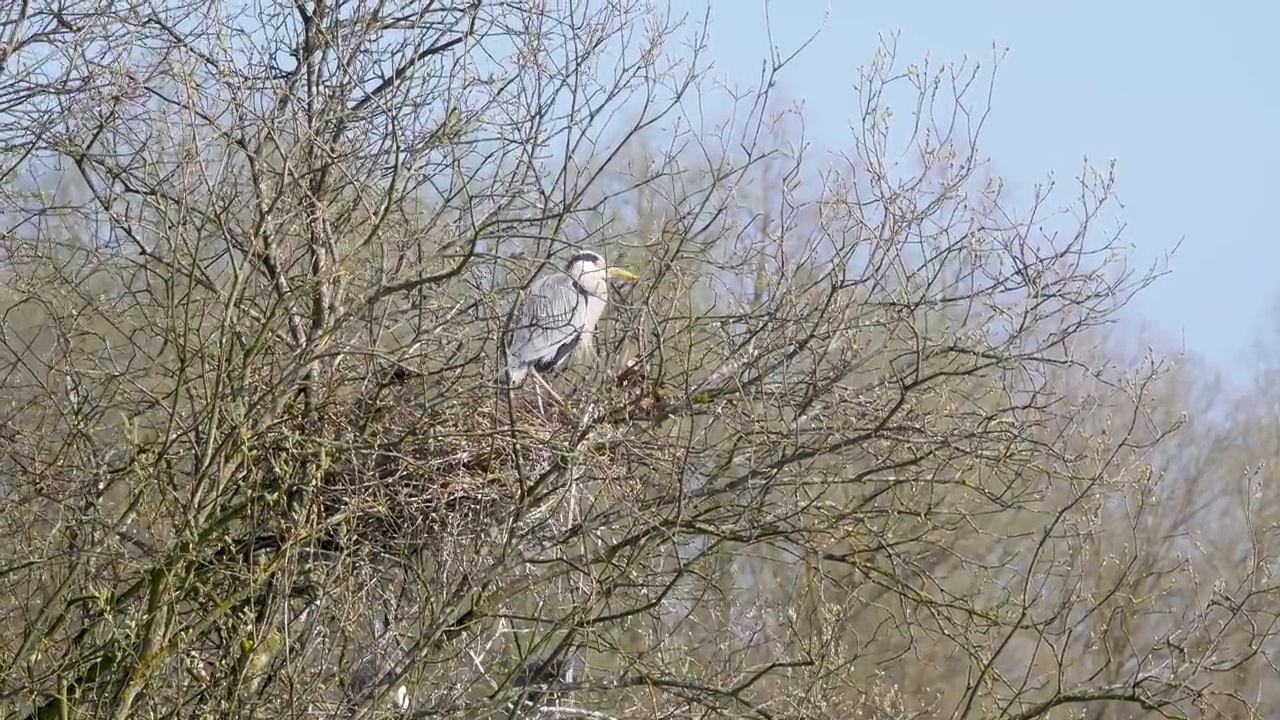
[[673, 0, 1277, 385]]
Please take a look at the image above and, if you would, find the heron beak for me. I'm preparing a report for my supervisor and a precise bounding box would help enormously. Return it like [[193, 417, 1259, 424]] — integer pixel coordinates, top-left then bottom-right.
[[606, 267, 638, 282]]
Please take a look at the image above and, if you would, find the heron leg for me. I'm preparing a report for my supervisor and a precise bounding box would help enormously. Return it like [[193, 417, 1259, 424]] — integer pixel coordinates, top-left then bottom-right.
[[530, 370, 567, 417], [532, 382, 546, 418]]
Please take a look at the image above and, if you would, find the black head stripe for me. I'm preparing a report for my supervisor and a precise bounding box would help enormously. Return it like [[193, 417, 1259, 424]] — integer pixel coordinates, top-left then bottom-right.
[[565, 251, 603, 269]]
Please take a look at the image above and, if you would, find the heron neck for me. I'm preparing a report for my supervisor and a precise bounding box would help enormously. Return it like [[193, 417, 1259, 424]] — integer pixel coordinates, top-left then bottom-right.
[[570, 278, 599, 299]]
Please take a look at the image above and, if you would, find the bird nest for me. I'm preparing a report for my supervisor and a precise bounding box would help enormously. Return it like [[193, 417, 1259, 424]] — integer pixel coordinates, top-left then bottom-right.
[[304, 386, 585, 555]]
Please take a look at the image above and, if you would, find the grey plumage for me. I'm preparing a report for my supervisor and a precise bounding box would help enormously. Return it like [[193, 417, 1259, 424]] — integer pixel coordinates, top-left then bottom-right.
[[498, 251, 636, 388], [346, 609, 410, 713], [498, 272, 601, 386], [511, 652, 576, 711]]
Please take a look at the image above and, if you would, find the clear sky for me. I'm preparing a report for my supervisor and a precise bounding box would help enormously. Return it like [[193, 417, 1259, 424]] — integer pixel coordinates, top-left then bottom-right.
[[672, 0, 1277, 386]]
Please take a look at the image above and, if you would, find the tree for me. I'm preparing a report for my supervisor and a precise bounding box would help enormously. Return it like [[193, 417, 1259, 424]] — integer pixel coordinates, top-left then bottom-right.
[[2, 3, 1273, 718]]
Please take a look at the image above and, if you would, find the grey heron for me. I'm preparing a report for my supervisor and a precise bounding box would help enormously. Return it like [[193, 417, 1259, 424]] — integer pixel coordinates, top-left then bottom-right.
[[510, 652, 576, 712], [498, 250, 638, 408]]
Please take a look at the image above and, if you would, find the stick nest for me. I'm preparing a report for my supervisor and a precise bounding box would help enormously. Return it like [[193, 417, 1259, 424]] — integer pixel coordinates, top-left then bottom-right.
[[306, 386, 580, 554]]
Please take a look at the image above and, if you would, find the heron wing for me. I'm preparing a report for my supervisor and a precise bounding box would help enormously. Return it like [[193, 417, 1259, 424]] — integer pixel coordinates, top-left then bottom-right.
[[505, 273, 594, 372]]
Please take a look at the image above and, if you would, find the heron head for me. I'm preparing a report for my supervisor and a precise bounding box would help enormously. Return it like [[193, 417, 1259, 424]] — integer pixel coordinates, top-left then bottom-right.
[[564, 250, 638, 298]]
